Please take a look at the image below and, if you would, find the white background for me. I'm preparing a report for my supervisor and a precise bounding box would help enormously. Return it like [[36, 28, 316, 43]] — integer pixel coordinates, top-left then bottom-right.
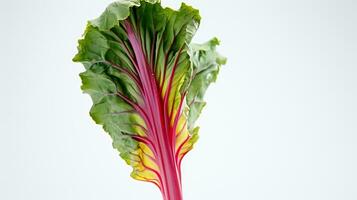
[[0, 0, 356, 199]]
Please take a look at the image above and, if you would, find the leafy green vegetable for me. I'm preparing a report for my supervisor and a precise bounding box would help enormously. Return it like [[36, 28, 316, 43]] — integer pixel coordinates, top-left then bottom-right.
[[73, 0, 226, 199]]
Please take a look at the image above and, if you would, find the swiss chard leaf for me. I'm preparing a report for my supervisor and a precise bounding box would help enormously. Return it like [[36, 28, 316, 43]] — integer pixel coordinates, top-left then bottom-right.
[[73, 1, 225, 199]]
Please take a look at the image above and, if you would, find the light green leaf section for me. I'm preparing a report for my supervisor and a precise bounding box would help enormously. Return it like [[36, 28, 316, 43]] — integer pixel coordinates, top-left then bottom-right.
[[72, 26, 109, 64], [90, 0, 160, 30], [186, 38, 227, 131], [80, 63, 143, 163]]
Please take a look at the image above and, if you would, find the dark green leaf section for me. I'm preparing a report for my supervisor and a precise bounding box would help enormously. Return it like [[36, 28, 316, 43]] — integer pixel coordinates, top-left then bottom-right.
[[186, 38, 227, 131], [73, 1, 201, 82], [127, 1, 200, 83]]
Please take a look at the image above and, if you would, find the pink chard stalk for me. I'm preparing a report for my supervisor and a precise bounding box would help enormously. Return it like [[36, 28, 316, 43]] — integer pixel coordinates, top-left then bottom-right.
[[73, 0, 226, 199]]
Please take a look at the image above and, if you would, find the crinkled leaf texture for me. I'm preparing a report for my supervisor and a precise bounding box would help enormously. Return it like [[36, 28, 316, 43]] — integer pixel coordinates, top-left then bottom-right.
[[73, 0, 226, 199]]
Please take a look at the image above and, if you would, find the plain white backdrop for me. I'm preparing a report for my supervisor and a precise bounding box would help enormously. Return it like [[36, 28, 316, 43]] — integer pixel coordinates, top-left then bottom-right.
[[0, 0, 356, 199]]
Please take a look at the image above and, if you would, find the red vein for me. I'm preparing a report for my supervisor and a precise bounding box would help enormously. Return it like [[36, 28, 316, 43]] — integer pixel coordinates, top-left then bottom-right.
[[159, 35, 179, 89], [123, 19, 184, 200], [175, 135, 190, 163], [135, 174, 161, 189], [141, 148, 157, 163], [170, 91, 186, 125], [154, 33, 164, 76], [178, 150, 190, 175], [175, 121, 187, 138], [142, 162, 163, 185], [116, 92, 150, 126], [150, 32, 157, 71], [119, 39, 139, 73], [131, 135, 157, 155], [163, 47, 183, 111]]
